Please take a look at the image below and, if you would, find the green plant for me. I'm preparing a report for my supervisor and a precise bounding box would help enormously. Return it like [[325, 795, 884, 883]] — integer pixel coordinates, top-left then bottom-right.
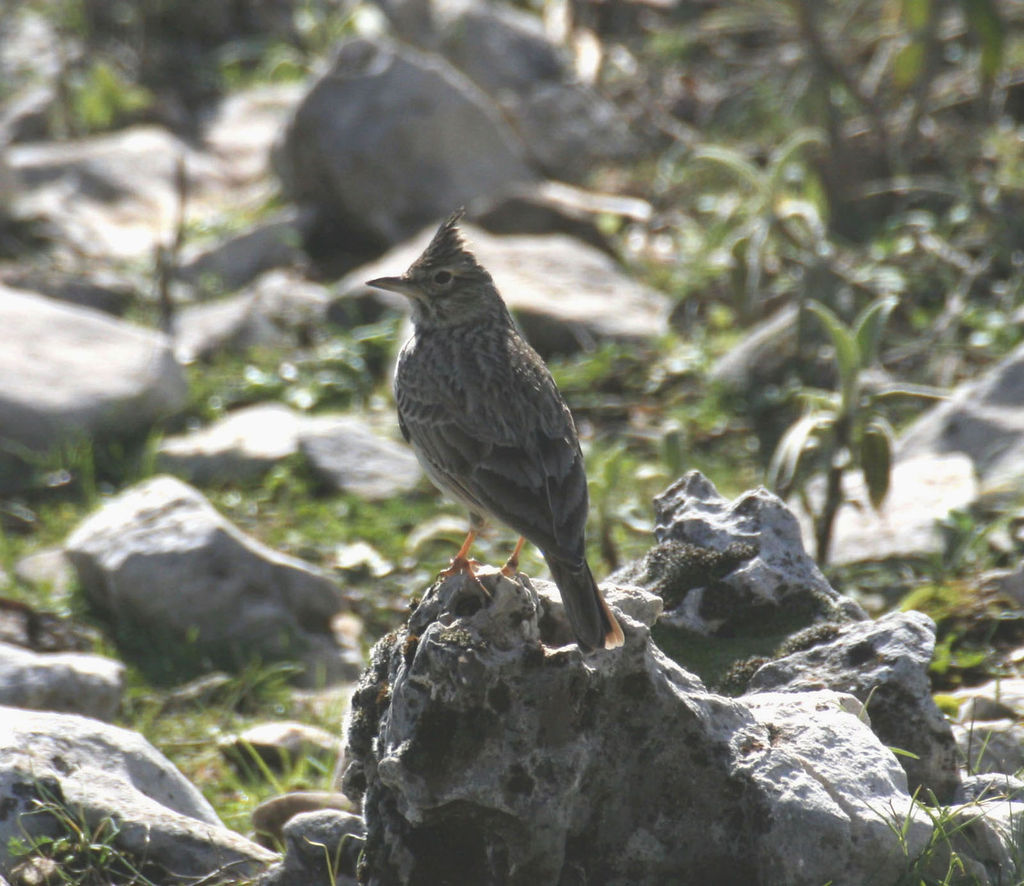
[[768, 295, 945, 563]]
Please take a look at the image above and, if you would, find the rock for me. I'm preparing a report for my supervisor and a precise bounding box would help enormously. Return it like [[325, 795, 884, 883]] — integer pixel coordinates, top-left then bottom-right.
[[935, 799, 1024, 883], [952, 677, 1024, 722], [434, 4, 638, 181], [13, 547, 75, 599], [0, 641, 123, 721], [221, 721, 341, 774], [177, 207, 315, 294], [299, 415, 422, 500], [956, 773, 1024, 804], [172, 268, 329, 363], [158, 403, 304, 484], [0, 706, 276, 877], [8, 126, 226, 259], [469, 179, 652, 253], [201, 83, 305, 186], [342, 568, 930, 885], [621, 473, 864, 677], [340, 223, 670, 356], [795, 452, 978, 565], [258, 810, 363, 886], [0, 265, 135, 315], [273, 37, 535, 248], [64, 475, 359, 685], [898, 338, 1024, 497], [746, 610, 959, 801], [0, 288, 187, 478], [952, 720, 1024, 776], [709, 304, 799, 389], [157, 405, 422, 498], [252, 792, 354, 848]]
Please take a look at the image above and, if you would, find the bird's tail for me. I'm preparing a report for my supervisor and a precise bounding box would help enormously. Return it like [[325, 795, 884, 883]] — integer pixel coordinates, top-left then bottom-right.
[[544, 555, 624, 652]]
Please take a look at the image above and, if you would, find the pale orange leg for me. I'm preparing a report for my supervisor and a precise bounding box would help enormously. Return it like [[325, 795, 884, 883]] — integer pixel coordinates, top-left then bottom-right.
[[501, 536, 525, 577], [439, 529, 480, 578]]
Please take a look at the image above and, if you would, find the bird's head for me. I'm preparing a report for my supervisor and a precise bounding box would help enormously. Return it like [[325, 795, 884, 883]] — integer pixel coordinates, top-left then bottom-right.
[[367, 210, 505, 329]]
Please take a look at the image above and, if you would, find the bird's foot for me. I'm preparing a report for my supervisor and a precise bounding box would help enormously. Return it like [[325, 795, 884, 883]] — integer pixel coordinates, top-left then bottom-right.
[[439, 555, 482, 579], [500, 536, 526, 578]]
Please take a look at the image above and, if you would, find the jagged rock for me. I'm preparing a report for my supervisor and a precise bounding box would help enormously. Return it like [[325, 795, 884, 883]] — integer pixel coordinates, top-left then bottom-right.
[[898, 338, 1024, 497], [795, 452, 978, 565], [172, 268, 329, 363], [342, 568, 931, 885], [0, 706, 276, 878], [0, 641, 123, 721], [0, 288, 187, 485], [745, 610, 959, 802], [339, 222, 670, 356], [299, 415, 422, 500], [220, 721, 341, 774], [252, 792, 354, 848], [273, 37, 535, 248], [258, 810, 363, 886], [618, 472, 864, 681], [64, 475, 359, 685]]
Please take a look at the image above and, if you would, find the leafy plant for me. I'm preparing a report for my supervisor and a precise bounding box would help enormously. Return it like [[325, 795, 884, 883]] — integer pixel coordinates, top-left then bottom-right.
[[768, 295, 940, 563]]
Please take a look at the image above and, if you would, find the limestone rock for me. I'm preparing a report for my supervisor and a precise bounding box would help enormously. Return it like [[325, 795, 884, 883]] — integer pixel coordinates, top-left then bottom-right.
[[13, 547, 75, 599], [0, 288, 187, 478], [273, 37, 535, 248], [636, 472, 864, 639], [64, 475, 358, 685], [952, 677, 1024, 722], [299, 415, 422, 500], [0, 641, 123, 721], [953, 720, 1024, 776], [340, 223, 670, 356], [746, 610, 959, 801], [0, 706, 276, 877], [252, 792, 354, 848], [342, 568, 931, 885], [221, 721, 341, 774]]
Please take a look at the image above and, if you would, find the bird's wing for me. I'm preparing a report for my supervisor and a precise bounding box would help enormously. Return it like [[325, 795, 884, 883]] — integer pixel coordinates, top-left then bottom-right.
[[398, 368, 589, 562]]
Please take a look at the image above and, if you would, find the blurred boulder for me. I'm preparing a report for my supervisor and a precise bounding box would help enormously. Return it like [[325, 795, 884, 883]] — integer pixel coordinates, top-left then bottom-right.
[[157, 405, 422, 498], [0, 641, 123, 721], [898, 339, 1024, 499], [299, 415, 422, 501], [469, 179, 652, 253], [258, 809, 363, 886], [952, 720, 1024, 776], [746, 610, 959, 802], [252, 792, 355, 849], [1, 265, 135, 315], [794, 453, 978, 565], [65, 475, 360, 685], [220, 721, 341, 774], [8, 126, 226, 259], [0, 287, 186, 486], [709, 304, 799, 390], [13, 547, 76, 600], [0, 706, 275, 878], [342, 569, 931, 884], [273, 37, 535, 249], [338, 222, 670, 357], [172, 268, 329, 363]]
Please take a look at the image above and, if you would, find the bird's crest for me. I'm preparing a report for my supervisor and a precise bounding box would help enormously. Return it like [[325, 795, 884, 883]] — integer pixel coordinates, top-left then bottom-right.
[[410, 209, 489, 280]]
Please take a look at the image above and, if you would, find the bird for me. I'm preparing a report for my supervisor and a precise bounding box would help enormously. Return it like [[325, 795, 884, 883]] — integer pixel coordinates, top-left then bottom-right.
[[367, 210, 624, 652]]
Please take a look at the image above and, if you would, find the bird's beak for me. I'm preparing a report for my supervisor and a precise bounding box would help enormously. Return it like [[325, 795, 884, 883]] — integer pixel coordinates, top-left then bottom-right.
[[366, 275, 416, 297]]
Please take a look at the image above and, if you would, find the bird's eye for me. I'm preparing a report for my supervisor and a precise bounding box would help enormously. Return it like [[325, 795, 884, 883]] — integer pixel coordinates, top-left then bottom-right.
[[433, 270, 453, 286]]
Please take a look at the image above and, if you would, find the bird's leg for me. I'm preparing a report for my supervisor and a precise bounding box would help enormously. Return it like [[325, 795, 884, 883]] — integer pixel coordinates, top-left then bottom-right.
[[439, 529, 480, 578], [501, 536, 525, 577]]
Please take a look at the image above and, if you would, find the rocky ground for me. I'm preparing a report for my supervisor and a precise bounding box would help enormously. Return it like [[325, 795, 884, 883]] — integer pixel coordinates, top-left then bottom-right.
[[3, 1, 1024, 884]]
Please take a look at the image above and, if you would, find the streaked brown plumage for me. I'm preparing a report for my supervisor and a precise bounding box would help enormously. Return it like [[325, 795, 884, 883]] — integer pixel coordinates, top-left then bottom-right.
[[367, 211, 623, 651]]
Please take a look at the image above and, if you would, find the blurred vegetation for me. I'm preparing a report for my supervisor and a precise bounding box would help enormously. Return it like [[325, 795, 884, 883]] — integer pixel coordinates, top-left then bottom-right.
[[3, 0, 1024, 863]]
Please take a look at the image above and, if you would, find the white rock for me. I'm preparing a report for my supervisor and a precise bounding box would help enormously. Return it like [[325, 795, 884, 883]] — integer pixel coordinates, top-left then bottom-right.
[[0, 641, 123, 721], [0, 706, 275, 876], [0, 287, 187, 456], [64, 475, 359, 685]]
